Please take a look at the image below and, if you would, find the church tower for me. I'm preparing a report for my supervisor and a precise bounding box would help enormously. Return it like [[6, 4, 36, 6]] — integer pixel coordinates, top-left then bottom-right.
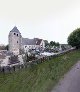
[[8, 26, 22, 55]]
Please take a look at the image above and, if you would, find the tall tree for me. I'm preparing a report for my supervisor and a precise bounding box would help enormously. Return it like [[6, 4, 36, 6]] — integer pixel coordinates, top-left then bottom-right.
[[68, 28, 80, 49]]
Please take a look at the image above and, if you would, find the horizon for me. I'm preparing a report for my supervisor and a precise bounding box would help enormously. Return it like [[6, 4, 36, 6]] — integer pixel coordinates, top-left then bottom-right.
[[0, 0, 80, 45]]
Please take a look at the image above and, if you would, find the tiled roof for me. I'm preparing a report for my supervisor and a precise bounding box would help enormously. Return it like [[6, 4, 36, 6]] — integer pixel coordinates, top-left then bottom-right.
[[22, 38, 42, 45], [22, 38, 36, 45], [10, 26, 20, 33]]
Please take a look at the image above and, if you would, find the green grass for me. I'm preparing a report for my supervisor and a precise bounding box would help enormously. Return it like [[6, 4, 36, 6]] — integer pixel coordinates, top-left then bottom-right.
[[0, 50, 80, 92]]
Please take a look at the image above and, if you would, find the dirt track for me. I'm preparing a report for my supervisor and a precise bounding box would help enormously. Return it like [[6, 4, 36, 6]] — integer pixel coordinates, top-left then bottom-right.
[[51, 61, 80, 92]]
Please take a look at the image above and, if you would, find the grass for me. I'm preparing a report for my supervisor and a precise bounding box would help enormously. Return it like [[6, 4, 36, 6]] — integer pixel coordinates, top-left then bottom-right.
[[0, 50, 80, 92]]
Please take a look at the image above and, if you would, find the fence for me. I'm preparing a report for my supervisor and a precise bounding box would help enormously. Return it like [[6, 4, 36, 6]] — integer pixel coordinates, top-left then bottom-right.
[[0, 48, 75, 73]]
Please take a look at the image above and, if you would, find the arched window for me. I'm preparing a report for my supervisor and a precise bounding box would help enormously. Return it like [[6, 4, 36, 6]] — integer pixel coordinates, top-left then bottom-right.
[[25, 46, 27, 48], [17, 34, 18, 36], [14, 33, 16, 35], [17, 41, 18, 43]]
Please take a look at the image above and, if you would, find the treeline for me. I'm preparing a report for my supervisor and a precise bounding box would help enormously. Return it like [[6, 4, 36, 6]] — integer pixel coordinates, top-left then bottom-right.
[[0, 45, 8, 50], [45, 40, 60, 47]]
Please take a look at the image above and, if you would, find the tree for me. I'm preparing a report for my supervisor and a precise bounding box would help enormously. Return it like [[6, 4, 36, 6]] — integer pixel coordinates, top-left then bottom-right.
[[5, 45, 9, 50], [50, 41, 55, 47], [44, 40, 49, 47], [50, 41, 60, 47], [55, 42, 60, 47], [68, 28, 80, 49]]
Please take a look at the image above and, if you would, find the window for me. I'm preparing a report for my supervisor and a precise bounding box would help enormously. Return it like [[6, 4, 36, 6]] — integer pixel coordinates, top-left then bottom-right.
[[25, 46, 27, 48], [17, 34, 18, 36], [14, 33, 16, 35]]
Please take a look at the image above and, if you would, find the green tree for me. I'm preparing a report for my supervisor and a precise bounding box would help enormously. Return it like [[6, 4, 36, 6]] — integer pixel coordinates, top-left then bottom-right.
[[55, 42, 60, 46], [50, 41, 55, 47], [44, 40, 49, 47], [5, 45, 9, 50], [68, 28, 80, 49]]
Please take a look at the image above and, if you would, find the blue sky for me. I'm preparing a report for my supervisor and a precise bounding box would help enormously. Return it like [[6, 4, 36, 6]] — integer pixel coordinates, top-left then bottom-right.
[[0, 0, 80, 45]]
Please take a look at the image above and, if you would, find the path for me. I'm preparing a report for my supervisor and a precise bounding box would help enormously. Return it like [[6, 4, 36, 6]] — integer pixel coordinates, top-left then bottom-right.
[[51, 61, 80, 92]]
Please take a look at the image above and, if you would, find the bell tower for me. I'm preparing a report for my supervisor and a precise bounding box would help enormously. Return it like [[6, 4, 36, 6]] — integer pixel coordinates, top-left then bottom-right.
[[8, 26, 22, 55]]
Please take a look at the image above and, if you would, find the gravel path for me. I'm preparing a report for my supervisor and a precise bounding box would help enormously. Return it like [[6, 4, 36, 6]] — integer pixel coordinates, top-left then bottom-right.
[[51, 61, 80, 92]]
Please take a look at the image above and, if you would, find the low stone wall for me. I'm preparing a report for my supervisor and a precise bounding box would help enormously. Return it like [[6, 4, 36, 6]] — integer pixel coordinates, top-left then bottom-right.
[[0, 49, 75, 73]]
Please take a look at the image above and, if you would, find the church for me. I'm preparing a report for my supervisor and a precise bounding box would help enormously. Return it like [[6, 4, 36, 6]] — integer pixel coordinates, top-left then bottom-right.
[[8, 26, 45, 55]]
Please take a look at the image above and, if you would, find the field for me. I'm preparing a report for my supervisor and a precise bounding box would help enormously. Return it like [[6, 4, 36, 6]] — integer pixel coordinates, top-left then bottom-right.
[[0, 50, 80, 92]]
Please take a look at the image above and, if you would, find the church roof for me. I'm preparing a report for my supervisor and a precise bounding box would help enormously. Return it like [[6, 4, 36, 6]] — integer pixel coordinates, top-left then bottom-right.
[[22, 38, 36, 45], [22, 38, 42, 45], [10, 26, 20, 33]]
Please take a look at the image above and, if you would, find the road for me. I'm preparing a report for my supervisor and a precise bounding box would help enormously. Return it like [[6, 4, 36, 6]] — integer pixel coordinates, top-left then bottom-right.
[[51, 61, 80, 92]]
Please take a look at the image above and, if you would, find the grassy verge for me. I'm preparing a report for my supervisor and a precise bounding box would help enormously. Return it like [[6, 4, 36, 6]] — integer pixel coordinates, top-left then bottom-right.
[[0, 50, 80, 92]]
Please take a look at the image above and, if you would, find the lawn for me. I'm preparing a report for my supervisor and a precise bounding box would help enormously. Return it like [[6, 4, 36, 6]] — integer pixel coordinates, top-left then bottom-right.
[[0, 50, 80, 92]]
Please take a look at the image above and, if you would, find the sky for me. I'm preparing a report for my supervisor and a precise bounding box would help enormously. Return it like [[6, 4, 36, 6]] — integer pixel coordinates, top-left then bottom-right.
[[0, 0, 80, 45]]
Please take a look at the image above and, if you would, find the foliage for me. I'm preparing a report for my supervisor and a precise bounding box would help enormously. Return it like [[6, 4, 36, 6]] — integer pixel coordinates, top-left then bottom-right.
[[44, 40, 49, 47], [28, 54, 35, 61], [55, 42, 60, 46], [5, 45, 9, 50], [23, 52, 28, 63], [0, 46, 5, 50], [19, 49, 25, 55], [50, 41, 60, 47], [23, 52, 36, 62], [9, 55, 19, 64], [50, 41, 56, 46], [0, 45, 9, 50], [68, 28, 80, 48]]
